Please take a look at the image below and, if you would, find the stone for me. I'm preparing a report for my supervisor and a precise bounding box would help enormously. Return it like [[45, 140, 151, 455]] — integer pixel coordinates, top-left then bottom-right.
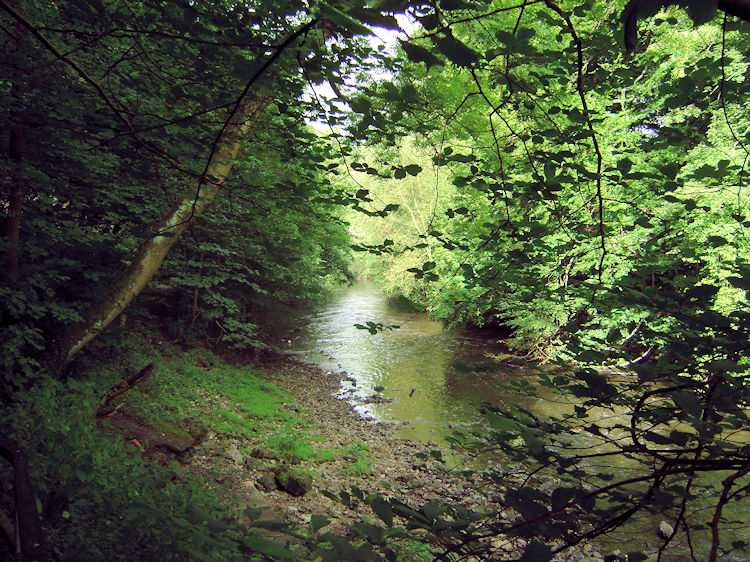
[[150, 431, 194, 455], [286, 454, 301, 465], [203, 439, 224, 456], [257, 472, 278, 491], [250, 447, 280, 460], [226, 444, 244, 464], [243, 457, 268, 471], [181, 417, 209, 444], [273, 466, 313, 496], [658, 520, 674, 539]]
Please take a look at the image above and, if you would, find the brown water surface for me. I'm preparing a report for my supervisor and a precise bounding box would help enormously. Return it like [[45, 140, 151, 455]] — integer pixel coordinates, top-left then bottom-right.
[[274, 280, 750, 560]]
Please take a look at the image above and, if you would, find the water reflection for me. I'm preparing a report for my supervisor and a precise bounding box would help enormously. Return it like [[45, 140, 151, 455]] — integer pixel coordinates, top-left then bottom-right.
[[273, 280, 750, 560], [279, 280, 513, 443]]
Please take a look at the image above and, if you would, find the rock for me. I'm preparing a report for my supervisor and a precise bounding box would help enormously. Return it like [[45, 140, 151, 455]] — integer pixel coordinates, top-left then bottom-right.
[[360, 395, 392, 404], [201, 439, 224, 455], [273, 466, 313, 496], [657, 520, 674, 539], [146, 449, 175, 465], [226, 444, 244, 464], [250, 447, 280, 460], [182, 417, 209, 444], [257, 472, 278, 491], [373, 385, 385, 392], [149, 422, 195, 455], [244, 457, 268, 471]]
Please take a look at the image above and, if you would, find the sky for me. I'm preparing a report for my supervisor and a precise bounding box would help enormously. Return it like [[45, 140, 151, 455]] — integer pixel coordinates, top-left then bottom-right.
[[305, 13, 419, 131]]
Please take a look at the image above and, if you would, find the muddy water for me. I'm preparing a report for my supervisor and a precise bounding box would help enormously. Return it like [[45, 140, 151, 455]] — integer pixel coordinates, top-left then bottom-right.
[[278, 280, 538, 444], [275, 280, 750, 560]]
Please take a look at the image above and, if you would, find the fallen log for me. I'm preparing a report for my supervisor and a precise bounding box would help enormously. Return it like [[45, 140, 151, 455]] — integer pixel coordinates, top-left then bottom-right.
[[95, 363, 155, 418]]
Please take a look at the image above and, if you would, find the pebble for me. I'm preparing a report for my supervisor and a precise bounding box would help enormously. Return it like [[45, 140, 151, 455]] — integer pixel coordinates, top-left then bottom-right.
[[658, 520, 674, 539]]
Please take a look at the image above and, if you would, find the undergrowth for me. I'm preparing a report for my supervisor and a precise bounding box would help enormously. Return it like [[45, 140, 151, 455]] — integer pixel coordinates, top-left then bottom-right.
[[0, 333, 309, 560], [1, 331, 402, 560], [2, 377, 239, 560]]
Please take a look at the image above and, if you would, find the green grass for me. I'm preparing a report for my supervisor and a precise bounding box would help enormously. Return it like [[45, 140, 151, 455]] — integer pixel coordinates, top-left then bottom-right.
[[2, 331, 398, 561], [117, 346, 295, 442], [266, 428, 316, 460], [341, 440, 376, 477], [208, 409, 256, 438]]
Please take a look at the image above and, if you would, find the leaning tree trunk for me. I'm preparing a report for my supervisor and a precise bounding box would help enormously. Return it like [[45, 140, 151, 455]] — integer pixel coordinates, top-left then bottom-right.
[[46, 95, 270, 376]]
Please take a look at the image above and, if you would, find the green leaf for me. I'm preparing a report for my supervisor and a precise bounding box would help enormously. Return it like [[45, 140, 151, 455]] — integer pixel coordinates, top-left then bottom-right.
[[244, 505, 262, 521], [727, 276, 750, 290], [369, 496, 394, 527], [551, 487, 578, 510], [242, 534, 296, 560], [348, 6, 400, 30], [434, 35, 480, 67], [404, 164, 422, 176], [520, 539, 553, 562], [440, 0, 471, 9], [486, 411, 519, 432], [351, 521, 385, 544], [310, 514, 330, 532], [520, 427, 546, 457], [422, 502, 444, 522], [317, 2, 372, 36], [617, 158, 633, 174], [400, 40, 444, 69], [707, 235, 728, 246], [544, 161, 556, 182]]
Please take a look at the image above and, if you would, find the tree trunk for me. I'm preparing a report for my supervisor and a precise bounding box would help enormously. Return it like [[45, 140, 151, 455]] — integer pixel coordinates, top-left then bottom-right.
[[46, 95, 270, 375]]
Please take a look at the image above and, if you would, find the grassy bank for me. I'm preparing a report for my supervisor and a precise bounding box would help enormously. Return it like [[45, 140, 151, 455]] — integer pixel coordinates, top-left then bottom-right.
[[1, 334, 385, 560]]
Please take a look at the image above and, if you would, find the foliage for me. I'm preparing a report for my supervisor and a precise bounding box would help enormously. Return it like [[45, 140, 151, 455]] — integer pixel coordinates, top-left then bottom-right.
[[2, 0, 750, 559], [0, 338, 391, 560], [334, 1, 750, 559], [1, 378, 241, 560], [347, 1, 750, 363]]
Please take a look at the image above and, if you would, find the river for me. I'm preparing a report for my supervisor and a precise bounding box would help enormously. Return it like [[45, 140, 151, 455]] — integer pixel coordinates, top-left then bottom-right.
[[276, 280, 536, 444], [272, 280, 749, 561]]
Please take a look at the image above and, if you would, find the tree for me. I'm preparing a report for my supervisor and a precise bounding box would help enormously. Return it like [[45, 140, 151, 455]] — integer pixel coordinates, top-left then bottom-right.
[[2, 0, 749, 558], [333, 1, 750, 558], [0, 0, 404, 379]]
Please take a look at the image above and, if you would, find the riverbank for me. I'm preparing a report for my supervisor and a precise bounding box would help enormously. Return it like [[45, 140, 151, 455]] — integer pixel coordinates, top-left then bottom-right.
[[2, 333, 608, 560], [103, 346, 605, 560], [211, 351, 494, 528]]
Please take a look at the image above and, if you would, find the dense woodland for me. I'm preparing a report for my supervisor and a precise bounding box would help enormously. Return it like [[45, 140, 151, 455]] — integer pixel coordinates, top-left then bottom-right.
[[1, 0, 750, 560]]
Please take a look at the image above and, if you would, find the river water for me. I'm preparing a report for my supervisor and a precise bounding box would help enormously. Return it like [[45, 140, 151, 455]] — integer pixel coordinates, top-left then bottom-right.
[[276, 280, 535, 444], [273, 280, 750, 560]]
